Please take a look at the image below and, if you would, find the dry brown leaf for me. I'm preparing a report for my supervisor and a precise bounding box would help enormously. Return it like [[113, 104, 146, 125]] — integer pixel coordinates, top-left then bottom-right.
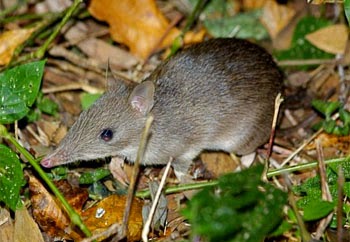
[[37, 120, 67, 145], [260, 0, 296, 39], [88, 0, 180, 59], [54, 179, 89, 211], [200, 152, 237, 178], [0, 28, 35, 65], [305, 24, 348, 54], [14, 208, 45, 242], [306, 133, 350, 155], [242, 0, 268, 10], [29, 175, 84, 240], [0, 208, 13, 242], [82, 194, 143, 241], [65, 22, 139, 69]]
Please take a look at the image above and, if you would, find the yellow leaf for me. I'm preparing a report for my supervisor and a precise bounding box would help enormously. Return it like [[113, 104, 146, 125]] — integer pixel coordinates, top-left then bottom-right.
[[0, 28, 35, 65], [305, 24, 349, 54], [88, 0, 180, 60], [82, 194, 143, 241]]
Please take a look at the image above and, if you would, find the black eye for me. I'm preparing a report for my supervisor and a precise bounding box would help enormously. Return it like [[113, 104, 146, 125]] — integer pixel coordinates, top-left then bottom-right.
[[100, 129, 113, 142]]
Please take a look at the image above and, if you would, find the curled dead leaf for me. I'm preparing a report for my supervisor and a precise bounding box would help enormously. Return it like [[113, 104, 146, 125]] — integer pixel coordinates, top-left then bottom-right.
[[29, 175, 80, 240], [29, 175, 88, 240]]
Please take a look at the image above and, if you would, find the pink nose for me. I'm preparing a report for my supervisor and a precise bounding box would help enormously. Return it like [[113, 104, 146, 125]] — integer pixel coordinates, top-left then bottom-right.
[[40, 158, 53, 168]]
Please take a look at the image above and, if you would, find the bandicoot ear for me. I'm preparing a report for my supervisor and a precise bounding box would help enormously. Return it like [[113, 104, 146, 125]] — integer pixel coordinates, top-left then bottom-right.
[[128, 81, 155, 115]]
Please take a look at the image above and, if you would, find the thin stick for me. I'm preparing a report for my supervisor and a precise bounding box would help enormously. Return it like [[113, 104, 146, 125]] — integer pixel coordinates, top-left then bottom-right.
[[280, 128, 323, 167], [337, 167, 344, 242], [121, 115, 154, 239], [142, 158, 173, 242], [267, 93, 284, 160], [315, 139, 333, 239], [264, 93, 283, 180]]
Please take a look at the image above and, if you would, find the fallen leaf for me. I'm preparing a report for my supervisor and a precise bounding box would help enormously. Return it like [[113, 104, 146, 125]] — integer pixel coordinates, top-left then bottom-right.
[[242, 0, 268, 10], [14, 208, 44, 242], [305, 24, 348, 54], [0, 28, 35, 65], [142, 181, 167, 231], [29, 175, 84, 240], [0, 208, 13, 242], [306, 133, 350, 155], [54, 179, 89, 211], [65, 22, 139, 69], [37, 120, 67, 145], [200, 152, 237, 178], [260, 0, 296, 39], [88, 0, 180, 59], [82, 194, 143, 241]]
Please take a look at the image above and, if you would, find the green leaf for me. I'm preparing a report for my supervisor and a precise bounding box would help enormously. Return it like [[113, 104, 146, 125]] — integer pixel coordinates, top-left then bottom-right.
[[25, 109, 41, 123], [303, 199, 334, 221], [37, 95, 59, 115], [276, 16, 333, 69], [333, 125, 350, 136], [328, 160, 350, 179], [204, 10, 268, 40], [339, 108, 350, 126], [0, 60, 46, 124], [323, 119, 336, 133], [79, 168, 111, 184], [183, 165, 287, 241], [0, 144, 24, 211], [345, 0, 350, 26], [311, 99, 340, 118], [80, 93, 102, 110], [46, 166, 69, 180]]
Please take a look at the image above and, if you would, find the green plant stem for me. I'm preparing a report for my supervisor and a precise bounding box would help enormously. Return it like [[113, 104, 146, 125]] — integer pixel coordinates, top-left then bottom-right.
[[9, 0, 82, 66], [136, 180, 218, 199], [168, 0, 209, 57], [137, 156, 350, 198], [0, 0, 27, 19], [0, 12, 50, 24], [267, 156, 350, 178], [0, 124, 91, 237]]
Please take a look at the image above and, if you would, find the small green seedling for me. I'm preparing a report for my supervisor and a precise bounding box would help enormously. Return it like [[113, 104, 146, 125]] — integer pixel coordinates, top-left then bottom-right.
[[312, 99, 350, 136]]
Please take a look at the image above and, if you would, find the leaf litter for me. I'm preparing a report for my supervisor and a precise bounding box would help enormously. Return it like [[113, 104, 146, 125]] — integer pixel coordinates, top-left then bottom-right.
[[0, 0, 350, 241]]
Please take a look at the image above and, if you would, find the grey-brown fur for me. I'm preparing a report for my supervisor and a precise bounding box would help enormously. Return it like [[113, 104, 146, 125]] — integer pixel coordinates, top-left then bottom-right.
[[41, 38, 282, 179]]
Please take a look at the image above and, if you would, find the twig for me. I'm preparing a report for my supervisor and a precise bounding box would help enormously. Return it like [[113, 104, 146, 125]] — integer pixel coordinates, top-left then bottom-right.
[[49, 45, 105, 74], [119, 115, 154, 240], [280, 128, 323, 167], [314, 139, 333, 240], [285, 176, 312, 242], [337, 167, 344, 242], [142, 158, 172, 242], [81, 223, 123, 242], [278, 58, 336, 66], [42, 83, 103, 94], [266, 93, 284, 161]]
